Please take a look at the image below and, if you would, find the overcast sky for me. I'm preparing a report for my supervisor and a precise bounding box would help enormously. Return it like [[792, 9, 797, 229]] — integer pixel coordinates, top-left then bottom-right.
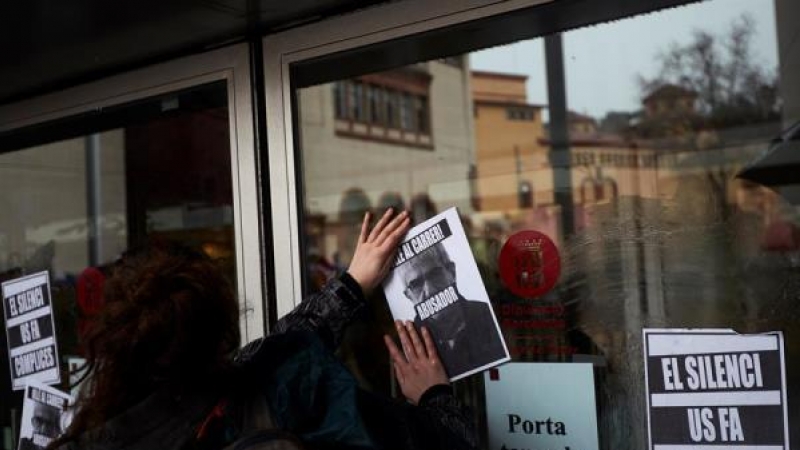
[[470, 0, 778, 120]]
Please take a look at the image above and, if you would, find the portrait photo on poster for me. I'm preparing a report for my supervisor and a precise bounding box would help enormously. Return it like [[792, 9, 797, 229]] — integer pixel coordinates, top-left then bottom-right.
[[18, 381, 73, 450], [383, 207, 510, 381]]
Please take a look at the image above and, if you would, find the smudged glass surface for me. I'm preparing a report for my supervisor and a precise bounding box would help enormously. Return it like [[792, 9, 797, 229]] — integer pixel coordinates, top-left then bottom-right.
[[294, 0, 798, 447]]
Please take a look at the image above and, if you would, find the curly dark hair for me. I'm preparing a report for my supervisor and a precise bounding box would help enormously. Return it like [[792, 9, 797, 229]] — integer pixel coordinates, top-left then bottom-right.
[[53, 241, 241, 446]]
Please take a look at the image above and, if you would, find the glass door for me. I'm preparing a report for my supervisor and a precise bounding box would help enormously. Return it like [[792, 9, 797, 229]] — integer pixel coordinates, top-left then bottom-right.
[[265, 0, 799, 448], [0, 45, 260, 450]]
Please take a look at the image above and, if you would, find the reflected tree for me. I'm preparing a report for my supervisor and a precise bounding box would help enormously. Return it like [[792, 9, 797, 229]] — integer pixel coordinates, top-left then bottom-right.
[[638, 13, 780, 128]]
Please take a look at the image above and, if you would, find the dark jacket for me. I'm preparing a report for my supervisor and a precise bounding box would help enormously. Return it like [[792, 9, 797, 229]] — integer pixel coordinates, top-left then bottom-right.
[[56, 274, 477, 450]]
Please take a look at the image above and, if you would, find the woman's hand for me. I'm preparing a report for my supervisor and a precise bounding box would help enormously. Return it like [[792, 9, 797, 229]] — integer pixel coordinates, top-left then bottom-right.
[[384, 321, 449, 405], [347, 209, 410, 295]]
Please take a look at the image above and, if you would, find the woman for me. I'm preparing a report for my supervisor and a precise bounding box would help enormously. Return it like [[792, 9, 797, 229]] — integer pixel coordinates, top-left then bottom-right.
[[52, 209, 477, 450]]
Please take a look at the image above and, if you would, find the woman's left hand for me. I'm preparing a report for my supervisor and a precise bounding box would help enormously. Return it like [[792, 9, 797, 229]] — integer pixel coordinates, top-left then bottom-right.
[[384, 321, 449, 405], [347, 208, 410, 295]]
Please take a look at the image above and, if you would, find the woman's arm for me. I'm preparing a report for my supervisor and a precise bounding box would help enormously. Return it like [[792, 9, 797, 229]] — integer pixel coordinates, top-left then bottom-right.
[[270, 271, 365, 348], [271, 209, 410, 348], [416, 385, 479, 450], [383, 321, 479, 450]]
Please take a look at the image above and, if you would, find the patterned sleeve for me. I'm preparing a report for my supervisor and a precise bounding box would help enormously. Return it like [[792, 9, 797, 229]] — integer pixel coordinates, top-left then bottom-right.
[[270, 272, 366, 349], [417, 385, 479, 450]]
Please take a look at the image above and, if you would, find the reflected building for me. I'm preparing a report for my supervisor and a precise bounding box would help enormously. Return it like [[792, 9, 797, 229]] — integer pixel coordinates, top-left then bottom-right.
[[470, 71, 562, 244], [469, 65, 790, 358], [471, 71, 550, 212], [0, 134, 128, 279], [299, 58, 476, 265], [470, 70, 664, 244]]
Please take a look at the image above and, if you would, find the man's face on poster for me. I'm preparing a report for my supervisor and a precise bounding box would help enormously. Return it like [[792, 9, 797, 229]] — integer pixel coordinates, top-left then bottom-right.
[[399, 246, 456, 305], [31, 403, 59, 437]]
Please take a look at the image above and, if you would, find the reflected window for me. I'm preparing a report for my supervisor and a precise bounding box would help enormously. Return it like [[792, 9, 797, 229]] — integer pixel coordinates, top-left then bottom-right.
[[331, 72, 432, 147], [518, 181, 534, 208], [507, 107, 535, 121], [333, 81, 347, 119]]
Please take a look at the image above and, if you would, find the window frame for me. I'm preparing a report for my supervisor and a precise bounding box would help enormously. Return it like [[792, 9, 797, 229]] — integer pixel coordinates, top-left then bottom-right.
[[0, 44, 267, 341]]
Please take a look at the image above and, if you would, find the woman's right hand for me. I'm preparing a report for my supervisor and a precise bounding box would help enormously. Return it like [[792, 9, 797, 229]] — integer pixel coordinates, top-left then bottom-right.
[[346, 209, 410, 296], [383, 321, 449, 405]]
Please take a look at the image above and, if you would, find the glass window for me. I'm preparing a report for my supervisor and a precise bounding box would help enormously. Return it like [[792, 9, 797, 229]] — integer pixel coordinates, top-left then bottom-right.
[[518, 181, 534, 208], [368, 85, 381, 125], [293, 0, 799, 447], [0, 81, 236, 447], [333, 81, 347, 119], [415, 96, 430, 133], [349, 81, 362, 121], [386, 89, 399, 129], [507, 107, 534, 121], [400, 92, 413, 131]]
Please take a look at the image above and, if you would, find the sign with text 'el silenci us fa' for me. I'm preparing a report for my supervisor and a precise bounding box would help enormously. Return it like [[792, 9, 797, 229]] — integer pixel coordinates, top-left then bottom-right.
[[643, 329, 789, 450], [2, 272, 61, 390]]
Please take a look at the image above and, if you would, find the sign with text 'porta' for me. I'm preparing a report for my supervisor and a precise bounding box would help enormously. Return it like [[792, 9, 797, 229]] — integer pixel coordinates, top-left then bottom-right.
[[643, 329, 788, 450], [484, 362, 599, 450], [2, 272, 61, 390]]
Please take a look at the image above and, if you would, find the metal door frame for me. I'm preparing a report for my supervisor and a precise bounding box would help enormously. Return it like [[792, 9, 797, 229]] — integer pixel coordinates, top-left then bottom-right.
[[0, 44, 266, 340]]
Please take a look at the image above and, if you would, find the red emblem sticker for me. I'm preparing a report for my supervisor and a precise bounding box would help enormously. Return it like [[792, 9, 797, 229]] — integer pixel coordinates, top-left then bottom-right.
[[498, 230, 560, 298], [77, 266, 105, 316]]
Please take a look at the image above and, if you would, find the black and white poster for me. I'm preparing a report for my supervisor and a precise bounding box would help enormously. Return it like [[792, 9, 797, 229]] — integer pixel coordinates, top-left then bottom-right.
[[383, 207, 510, 381], [18, 382, 73, 450], [643, 329, 789, 450], [2, 272, 61, 390]]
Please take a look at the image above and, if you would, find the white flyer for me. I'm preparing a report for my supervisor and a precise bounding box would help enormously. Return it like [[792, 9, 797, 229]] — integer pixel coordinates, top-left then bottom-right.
[[383, 207, 509, 381]]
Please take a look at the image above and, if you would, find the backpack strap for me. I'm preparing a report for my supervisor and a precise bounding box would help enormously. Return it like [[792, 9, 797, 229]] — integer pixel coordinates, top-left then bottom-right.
[[238, 393, 275, 434], [222, 393, 305, 450], [224, 430, 305, 450]]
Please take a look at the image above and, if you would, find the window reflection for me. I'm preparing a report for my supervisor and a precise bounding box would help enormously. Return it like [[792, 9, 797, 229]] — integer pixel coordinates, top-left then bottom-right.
[[295, 0, 798, 447], [331, 72, 433, 147], [0, 82, 236, 448]]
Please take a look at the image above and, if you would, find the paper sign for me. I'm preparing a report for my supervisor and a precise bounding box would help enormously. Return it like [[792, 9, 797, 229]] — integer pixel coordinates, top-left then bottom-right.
[[643, 329, 789, 450], [484, 362, 599, 450], [18, 382, 73, 450], [2, 272, 61, 390], [383, 207, 509, 381]]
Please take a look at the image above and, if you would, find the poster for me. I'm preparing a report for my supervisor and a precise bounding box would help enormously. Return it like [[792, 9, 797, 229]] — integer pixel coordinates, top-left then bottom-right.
[[643, 329, 789, 450], [18, 382, 73, 450], [484, 362, 599, 450], [2, 272, 61, 390], [383, 207, 509, 381]]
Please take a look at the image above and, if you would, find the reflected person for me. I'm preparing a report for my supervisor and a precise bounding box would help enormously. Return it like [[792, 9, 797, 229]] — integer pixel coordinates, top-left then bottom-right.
[[396, 243, 506, 378]]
